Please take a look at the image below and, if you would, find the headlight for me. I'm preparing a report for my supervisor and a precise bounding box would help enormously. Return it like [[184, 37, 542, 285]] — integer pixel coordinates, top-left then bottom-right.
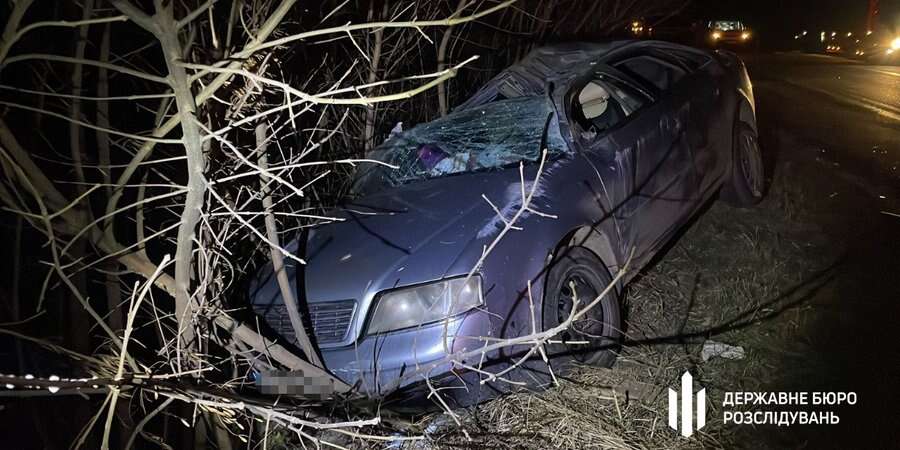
[[366, 276, 483, 335], [891, 37, 900, 50], [741, 32, 751, 40], [712, 32, 722, 40]]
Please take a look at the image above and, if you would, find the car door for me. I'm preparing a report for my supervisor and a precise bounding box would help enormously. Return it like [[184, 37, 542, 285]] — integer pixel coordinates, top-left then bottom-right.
[[667, 49, 727, 196], [606, 55, 701, 253], [566, 64, 696, 263]]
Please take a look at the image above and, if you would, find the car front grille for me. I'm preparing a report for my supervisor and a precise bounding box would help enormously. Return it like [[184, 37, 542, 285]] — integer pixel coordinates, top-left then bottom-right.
[[308, 300, 357, 344], [257, 300, 356, 346]]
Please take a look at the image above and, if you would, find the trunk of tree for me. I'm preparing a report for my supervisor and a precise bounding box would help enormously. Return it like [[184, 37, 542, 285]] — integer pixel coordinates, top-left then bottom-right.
[[437, 0, 468, 116]]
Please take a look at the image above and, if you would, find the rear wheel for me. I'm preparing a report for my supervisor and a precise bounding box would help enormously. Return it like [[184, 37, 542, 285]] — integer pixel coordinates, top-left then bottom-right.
[[721, 121, 765, 206], [542, 246, 621, 367]]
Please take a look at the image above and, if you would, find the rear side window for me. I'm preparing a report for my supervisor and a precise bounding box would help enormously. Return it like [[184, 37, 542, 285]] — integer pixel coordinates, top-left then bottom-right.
[[614, 56, 686, 92], [573, 75, 650, 136]]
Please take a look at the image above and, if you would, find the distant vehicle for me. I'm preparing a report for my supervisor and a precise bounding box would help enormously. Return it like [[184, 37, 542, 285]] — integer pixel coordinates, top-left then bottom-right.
[[707, 20, 753, 46], [819, 29, 900, 61], [886, 35, 900, 59], [250, 41, 765, 397], [626, 14, 705, 46]]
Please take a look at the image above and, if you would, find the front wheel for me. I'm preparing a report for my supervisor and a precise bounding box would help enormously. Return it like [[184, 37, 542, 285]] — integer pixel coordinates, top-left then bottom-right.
[[721, 121, 765, 206], [542, 246, 621, 367]]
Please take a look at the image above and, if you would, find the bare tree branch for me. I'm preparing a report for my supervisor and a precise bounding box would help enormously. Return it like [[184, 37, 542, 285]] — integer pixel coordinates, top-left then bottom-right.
[[256, 123, 323, 367]]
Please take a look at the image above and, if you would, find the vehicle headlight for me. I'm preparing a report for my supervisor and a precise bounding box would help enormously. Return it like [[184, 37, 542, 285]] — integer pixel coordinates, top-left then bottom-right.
[[891, 37, 900, 50], [741, 32, 751, 40], [712, 32, 722, 40], [366, 276, 483, 335]]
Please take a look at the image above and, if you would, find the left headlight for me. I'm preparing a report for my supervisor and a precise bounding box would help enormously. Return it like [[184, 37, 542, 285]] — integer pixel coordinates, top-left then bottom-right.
[[366, 276, 483, 335]]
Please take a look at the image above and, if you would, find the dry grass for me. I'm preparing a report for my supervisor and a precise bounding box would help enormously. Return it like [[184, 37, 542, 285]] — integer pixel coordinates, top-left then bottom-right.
[[410, 160, 837, 449]]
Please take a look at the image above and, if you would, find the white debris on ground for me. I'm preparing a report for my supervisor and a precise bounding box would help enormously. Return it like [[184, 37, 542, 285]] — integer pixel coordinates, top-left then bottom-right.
[[701, 340, 746, 362]]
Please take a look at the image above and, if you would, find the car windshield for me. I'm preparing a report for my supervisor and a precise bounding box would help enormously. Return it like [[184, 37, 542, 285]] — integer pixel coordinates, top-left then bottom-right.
[[351, 96, 567, 196], [711, 21, 744, 31]]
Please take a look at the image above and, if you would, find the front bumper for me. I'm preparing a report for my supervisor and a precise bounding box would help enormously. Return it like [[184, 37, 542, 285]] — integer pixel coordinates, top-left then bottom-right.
[[320, 312, 484, 396]]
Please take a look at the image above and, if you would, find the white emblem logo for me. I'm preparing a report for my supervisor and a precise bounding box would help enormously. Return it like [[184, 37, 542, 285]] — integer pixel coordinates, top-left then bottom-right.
[[668, 371, 706, 437]]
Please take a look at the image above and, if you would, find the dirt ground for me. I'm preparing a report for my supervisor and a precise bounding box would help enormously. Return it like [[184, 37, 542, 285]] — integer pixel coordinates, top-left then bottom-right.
[[403, 74, 900, 449]]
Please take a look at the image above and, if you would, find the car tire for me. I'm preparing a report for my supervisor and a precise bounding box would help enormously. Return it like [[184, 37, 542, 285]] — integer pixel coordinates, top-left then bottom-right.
[[542, 246, 621, 368], [721, 121, 765, 206]]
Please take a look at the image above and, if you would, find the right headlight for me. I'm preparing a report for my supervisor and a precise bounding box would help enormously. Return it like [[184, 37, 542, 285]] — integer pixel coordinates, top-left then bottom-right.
[[366, 276, 483, 335]]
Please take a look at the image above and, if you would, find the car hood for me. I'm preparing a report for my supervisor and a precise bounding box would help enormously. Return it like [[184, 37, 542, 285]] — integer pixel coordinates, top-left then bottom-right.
[[304, 168, 530, 304]]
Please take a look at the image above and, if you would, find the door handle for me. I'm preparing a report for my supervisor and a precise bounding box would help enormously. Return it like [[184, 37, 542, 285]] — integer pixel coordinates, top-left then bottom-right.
[[660, 116, 675, 133], [660, 115, 682, 134]]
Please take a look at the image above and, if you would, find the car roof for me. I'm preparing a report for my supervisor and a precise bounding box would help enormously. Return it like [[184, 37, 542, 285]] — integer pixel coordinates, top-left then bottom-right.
[[456, 40, 687, 110], [504, 42, 621, 80]]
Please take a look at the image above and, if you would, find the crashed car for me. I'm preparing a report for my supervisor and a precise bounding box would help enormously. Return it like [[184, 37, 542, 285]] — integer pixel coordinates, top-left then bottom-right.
[[250, 40, 764, 397]]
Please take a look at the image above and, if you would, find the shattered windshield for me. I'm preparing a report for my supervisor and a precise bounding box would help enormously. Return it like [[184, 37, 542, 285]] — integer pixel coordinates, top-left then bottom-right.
[[352, 96, 567, 196]]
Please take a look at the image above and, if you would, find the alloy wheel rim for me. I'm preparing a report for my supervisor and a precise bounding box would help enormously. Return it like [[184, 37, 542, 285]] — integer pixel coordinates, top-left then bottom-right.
[[556, 270, 603, 361]]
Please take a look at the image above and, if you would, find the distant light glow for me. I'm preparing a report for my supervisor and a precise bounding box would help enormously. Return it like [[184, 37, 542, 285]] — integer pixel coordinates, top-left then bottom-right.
[[892, 37, 900, 51], [630, 20, 644, 35]]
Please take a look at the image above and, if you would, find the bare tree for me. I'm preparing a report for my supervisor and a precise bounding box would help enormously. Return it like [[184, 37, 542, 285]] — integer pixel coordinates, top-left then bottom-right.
[[0, 0, 689, 446], [0, 0, 515, 446]]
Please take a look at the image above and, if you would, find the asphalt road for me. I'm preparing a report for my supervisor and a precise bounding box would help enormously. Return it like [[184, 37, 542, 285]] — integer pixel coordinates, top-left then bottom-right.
[[743, 52, 900, 447], [748, 52, 900, 193]]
